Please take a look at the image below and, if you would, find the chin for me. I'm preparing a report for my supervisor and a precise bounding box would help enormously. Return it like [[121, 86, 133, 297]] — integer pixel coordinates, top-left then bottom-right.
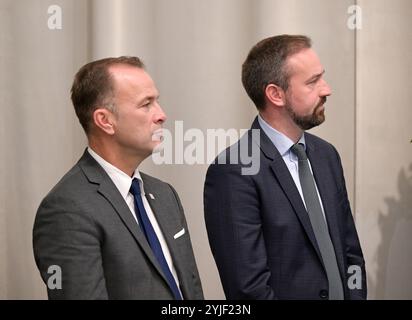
[[152, 144, 163, 154], [151, 140, 164, 153]]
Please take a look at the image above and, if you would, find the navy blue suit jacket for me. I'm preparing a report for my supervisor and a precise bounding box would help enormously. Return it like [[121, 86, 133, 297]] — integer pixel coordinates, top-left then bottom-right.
[[204, 117, 366, 299]]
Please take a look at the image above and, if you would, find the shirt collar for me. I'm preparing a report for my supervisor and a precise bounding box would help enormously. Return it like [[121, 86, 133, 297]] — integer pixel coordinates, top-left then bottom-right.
[[257, 114, 306, 156], [87, 147, 146, 199]]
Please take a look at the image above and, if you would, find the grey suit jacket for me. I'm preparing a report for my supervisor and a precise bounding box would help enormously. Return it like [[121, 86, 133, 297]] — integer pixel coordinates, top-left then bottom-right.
[[33, 150, 203, 300]]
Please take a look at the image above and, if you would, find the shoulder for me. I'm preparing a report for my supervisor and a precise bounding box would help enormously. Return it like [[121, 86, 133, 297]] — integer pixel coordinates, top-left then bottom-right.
[[305, 132, 339, 155], [206, 127, 266, 179], [140, 171, 167, 186], [305, 131, 332, 147], [34, 161, 100, 239], [304, 132, 343, 170], [37, 149, 108, 217], [37, 162, 93, 216], [41, 150, 103, 202], [44, 163, 88, 199], [140, 172, 180, 198], [140, 172, 172, 190]]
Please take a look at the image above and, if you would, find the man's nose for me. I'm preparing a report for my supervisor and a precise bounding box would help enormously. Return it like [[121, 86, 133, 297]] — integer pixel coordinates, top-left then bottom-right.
[[320, 79, 332, 96], [154, 103, 167, 124]]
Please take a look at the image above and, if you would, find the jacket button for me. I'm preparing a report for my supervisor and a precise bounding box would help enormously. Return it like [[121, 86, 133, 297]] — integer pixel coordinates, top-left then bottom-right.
[[319, 290, 328, 299]]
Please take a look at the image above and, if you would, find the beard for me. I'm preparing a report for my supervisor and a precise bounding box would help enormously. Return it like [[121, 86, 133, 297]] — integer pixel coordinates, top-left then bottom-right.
[[285, 97, 326, 130]]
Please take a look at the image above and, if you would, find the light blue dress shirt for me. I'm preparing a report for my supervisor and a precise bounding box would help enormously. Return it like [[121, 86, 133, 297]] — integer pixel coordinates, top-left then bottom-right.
[[258, 115, 327, 221]]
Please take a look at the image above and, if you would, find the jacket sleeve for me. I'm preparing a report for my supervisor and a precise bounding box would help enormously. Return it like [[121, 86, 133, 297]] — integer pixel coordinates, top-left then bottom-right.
[[204, 162, 276, 299], [33, 194, 109, 299], [333, 146, 367, 299]]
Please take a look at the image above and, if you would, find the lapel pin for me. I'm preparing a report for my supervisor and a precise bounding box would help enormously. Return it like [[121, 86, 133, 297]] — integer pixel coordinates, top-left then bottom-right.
[[149, 193, 155, 200]]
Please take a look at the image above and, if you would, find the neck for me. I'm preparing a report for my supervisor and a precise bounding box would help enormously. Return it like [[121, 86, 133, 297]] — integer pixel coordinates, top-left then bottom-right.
[[259, 110, 303, 144], [88, 137, 145, 177]]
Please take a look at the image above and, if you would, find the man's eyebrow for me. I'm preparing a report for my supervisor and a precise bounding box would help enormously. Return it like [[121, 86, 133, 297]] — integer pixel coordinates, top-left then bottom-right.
[[137, 94, 160, 104], [305, 70, 325, 83]]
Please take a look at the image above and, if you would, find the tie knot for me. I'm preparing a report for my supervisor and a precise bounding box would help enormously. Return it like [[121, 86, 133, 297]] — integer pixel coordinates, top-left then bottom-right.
[[130, 178, 142, 197], [291, 143, 308, 161]]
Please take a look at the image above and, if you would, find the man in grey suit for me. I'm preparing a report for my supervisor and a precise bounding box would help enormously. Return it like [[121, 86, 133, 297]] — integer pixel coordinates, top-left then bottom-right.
[[33, 56, 204, 300]]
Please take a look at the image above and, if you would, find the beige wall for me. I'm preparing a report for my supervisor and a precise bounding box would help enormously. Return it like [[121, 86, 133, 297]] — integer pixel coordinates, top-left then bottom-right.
[[0, 0, 89, 299], [356, 0, 412, 299], [0, 0, 410, 299]]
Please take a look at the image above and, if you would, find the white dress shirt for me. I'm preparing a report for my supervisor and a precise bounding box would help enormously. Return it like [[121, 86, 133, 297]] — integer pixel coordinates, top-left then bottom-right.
[[258, 115, 327, 221], [87, 147, 182, 295]]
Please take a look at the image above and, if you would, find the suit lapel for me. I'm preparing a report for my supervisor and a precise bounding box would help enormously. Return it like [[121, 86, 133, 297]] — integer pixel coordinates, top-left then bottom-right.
[[305, 138, 345, 275], [141, 176, 190, 297], [252, 119, 324, 263], [78, 150, 169, 284]]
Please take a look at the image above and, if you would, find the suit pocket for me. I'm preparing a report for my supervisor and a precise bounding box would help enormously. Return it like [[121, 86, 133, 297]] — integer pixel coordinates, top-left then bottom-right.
[[173, 228, 185, 239]]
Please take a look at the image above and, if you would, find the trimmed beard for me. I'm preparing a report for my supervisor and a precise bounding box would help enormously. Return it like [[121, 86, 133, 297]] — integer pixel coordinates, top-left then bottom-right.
[[285, 98, 326, 130]]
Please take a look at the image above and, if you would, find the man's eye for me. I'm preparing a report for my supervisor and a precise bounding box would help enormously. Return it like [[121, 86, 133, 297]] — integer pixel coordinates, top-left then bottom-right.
[[308, 78, 319, 85]]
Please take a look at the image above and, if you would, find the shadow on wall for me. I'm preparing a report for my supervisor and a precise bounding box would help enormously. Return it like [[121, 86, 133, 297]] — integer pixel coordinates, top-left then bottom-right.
[[372, 163, 412, 299]]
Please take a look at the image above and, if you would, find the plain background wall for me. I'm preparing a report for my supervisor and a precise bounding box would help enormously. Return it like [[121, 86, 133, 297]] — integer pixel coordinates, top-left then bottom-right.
[[0, 0, 410, 299], [0, 0, 89, 299], [356, 0, 412, 299]]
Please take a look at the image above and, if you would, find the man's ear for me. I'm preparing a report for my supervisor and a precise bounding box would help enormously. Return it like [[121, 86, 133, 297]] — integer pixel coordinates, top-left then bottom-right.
[[265, 84, 286, 107], [93, 108, 115, 135]]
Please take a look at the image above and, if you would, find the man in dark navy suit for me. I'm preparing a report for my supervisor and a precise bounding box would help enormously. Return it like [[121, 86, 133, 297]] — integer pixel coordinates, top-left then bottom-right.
[[204, 35, 366, 300]]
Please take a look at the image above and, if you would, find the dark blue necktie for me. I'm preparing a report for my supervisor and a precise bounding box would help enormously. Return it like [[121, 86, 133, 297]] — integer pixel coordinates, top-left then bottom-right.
[[130, 178, 182, 300]]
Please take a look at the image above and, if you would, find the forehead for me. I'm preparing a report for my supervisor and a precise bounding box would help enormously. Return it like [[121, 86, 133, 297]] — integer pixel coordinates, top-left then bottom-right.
[[286, 48, 323, 79], [109, 65, 158, 98]]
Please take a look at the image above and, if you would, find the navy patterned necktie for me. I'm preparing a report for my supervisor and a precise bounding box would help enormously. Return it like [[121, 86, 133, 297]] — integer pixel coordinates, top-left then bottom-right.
[[130, 178, 182, 300], [291, 143, 344, 300]]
